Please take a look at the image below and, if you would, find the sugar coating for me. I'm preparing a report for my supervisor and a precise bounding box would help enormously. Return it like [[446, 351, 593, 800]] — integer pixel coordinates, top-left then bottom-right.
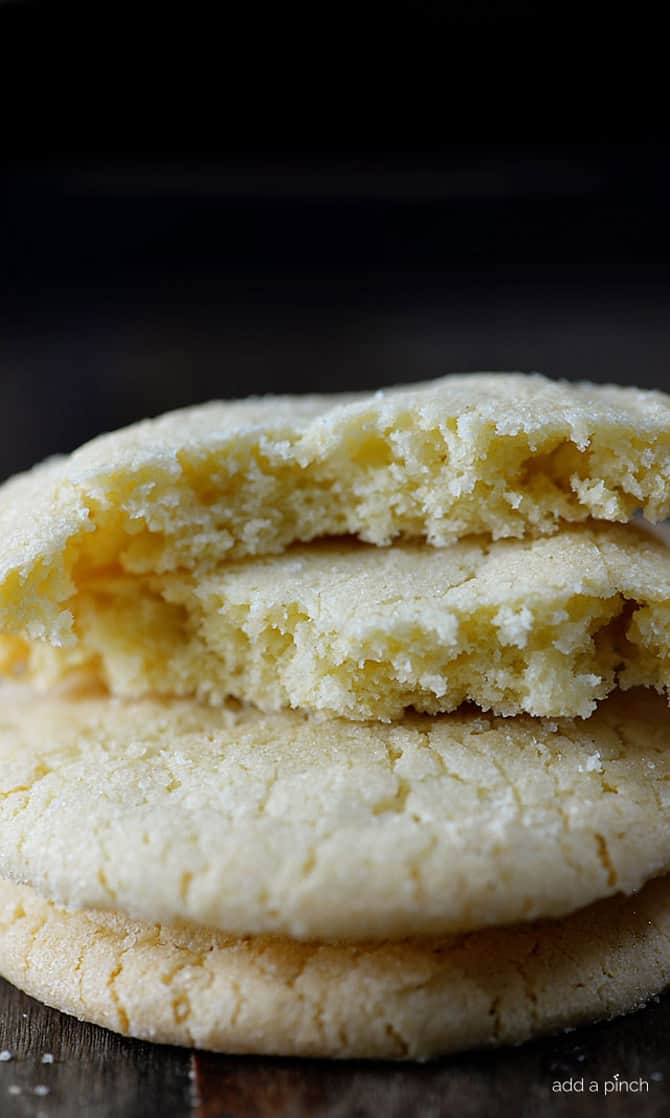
[[1, 874, 670, 1059], [1, 684, 669, 940], [8, 521, 670, 720], [1, 373, 670, 647]]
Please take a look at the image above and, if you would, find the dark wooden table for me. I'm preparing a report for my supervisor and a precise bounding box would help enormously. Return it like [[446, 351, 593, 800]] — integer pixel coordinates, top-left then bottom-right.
[[1, 978, 669, 1117]]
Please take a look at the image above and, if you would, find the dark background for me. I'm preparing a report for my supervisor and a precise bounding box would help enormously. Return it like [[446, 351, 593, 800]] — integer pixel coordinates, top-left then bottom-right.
[[1, 144, 669, 484]]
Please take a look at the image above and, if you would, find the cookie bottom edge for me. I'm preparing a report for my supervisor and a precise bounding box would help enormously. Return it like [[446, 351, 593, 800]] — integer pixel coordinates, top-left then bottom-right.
[[1, 874, 669, 1061]]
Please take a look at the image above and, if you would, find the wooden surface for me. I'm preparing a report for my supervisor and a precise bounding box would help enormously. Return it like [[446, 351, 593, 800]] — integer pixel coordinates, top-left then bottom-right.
[[1, 977, 669, 1117]]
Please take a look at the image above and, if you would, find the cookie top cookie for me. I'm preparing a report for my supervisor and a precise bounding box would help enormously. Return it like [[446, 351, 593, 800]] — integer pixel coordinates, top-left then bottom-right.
[[10, 521, 670, 720], [1, 684, 669, 940], [1, 373, 669, 646]]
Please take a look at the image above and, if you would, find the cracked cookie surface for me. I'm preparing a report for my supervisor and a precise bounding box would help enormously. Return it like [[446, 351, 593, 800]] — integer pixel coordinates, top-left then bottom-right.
[[8, 521, 670, 720], [1, 873, 669, 1059], [1, 685, 669, 940], [1, 373, 670, 648]]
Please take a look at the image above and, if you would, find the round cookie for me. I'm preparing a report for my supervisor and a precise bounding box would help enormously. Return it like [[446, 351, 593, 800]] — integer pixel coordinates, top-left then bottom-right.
[[10, 521, 670, 721], [1, 684, 669, 940], [2, 372, 670, 648], [1, 873, 669, 1059]]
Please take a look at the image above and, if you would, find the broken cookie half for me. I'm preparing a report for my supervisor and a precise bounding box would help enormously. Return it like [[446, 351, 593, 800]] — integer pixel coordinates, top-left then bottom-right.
[[4, 521, 670, 720]]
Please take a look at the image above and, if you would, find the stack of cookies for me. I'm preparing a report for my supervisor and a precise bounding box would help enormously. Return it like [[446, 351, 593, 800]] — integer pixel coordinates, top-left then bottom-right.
[[1, 372, 670, 1060]]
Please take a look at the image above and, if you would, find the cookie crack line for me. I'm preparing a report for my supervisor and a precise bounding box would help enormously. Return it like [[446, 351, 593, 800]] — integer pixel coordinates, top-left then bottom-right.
[[107, 956, 130, 1034], [594, 834, 619, 889]]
